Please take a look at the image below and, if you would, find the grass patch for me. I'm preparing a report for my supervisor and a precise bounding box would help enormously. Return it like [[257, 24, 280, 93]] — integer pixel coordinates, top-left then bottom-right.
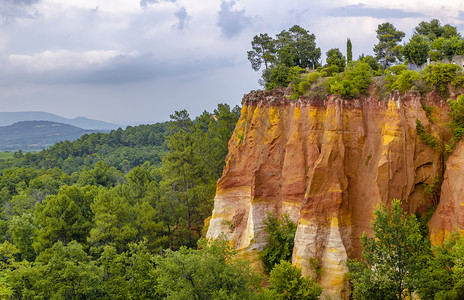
[[0, 152, 14, 161]]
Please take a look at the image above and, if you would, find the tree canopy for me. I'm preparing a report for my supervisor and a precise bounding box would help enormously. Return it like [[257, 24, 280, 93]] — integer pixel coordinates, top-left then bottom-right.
[[247, 25, 321, 88], [374, 22, 405, 70]]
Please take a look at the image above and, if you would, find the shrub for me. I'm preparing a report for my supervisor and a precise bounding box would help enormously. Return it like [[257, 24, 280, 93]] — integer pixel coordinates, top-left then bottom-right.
[[416, 119, 441, 151], [423, 174, 441, 206], [447, 95, 464, 151], [322, 64, 339, 76], [290, 71, 322, 100], [325, 61, 372, 98], [327, 75, 353, 98], [386, 69, 421, 93], [387, 64, 408, 75], [262, 260, 322, 300], [422, 63, 461, 96], [265, 64, 291, 90], [260, 212, 297, 274]]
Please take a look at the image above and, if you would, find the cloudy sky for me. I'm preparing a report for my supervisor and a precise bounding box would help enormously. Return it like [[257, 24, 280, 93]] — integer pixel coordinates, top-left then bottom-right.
[[0, 0, 463, 124]]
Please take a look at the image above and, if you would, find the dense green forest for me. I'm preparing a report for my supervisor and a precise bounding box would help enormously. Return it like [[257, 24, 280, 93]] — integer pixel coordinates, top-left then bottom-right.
[[1, 18, 464, 299]]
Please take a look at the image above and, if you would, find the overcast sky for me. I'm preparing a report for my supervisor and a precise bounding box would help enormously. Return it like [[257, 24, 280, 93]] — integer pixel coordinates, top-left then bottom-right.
[[0, 0, 463, 124]]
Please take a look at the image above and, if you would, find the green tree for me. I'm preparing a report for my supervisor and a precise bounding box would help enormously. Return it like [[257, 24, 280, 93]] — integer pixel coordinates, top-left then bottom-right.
[[431, 36, 464, 60], [262, 260, 322, 300], [161, 113, 200, 246], [33, 185, 98, 253], [374, 22, 405, 70], [326, 61, 372, 98], [247, 33, 276, 71], [347, 199, 428, 300], [417, 233, 464, 299], [261, 212, 297, 274], [359, 54, 381, 74], [8, 213, 36, 261], [415, 19, 460, 41], [275, 25, 321, 69], [155, 236, 262, 299], [401, 34, 431, 66], [326, 48, 346, 73], [347, 38, 353, 63], [8, 241, 104, 299], [98, 241, 158, 300]]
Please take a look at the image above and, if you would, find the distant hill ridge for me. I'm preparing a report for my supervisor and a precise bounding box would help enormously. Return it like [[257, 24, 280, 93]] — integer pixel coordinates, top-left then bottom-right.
[[0, 120, 107, 151], [0, 111, 119, 130]]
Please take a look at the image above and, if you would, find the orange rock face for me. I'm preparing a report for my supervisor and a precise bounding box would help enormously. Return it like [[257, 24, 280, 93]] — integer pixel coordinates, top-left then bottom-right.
[[429, 140, 464, 244], [206, 88, 451, 299]]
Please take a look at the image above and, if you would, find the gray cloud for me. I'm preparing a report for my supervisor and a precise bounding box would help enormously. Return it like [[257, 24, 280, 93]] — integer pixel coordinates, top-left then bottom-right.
[[140, 0, 176, 9], [173, 7, 190, 30], [1, 51, 236, 86], [217, 1, 251, 38], [329, 3, 424, 19], [0, 0, 40, 23], [5, 0, 39, 5]]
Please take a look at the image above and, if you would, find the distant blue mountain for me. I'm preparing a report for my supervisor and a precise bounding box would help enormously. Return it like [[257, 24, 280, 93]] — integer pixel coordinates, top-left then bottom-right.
[[0, 120, 107, 151], [0, 111, 119, 130]]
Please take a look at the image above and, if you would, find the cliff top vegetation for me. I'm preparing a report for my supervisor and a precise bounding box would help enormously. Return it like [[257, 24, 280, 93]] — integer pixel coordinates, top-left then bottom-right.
[[247, 19, 464, 100]]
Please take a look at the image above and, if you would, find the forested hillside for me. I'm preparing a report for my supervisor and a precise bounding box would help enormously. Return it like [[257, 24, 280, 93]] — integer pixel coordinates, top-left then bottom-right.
[[0, 104, 251, 298]]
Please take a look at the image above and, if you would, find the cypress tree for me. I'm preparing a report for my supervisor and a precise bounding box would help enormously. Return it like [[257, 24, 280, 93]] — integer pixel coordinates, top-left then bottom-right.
[[347, 38, 353, 63]]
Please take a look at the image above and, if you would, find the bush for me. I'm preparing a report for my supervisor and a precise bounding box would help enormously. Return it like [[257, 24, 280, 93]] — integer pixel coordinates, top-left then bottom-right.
[[262, 260, 322, 300], [386, 68, 421, 93], [265, 64, 291, 90], [325, 61, 372, 98], [422, 63, 461, 96], [416, 119, 441, 151], [447, 95, 464, 151], [387, 64, 408, 75], [291, 71, 323, 99], [260, 213, 297, 274], [322, 64, 339, 76]]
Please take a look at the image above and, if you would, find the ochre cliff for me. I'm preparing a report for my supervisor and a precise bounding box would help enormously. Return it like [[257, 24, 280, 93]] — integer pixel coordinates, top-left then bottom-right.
[[430, 140, 464, 244], [206, 87, 456, 299]]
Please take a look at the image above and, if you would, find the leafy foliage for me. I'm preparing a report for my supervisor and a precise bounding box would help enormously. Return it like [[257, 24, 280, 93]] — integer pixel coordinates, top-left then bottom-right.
[[359, 54, 382, 75], [422, 63, 463, 96], [414, 19, 460, 41], [401, 34, 431, 66], [326, 61, 372, 98], [260, 212, 297, 274], [0, 103, 244, 298], [326, 48, 346, 73], [447, 95, 464, 152], [262, 260, 322, 300], [0, 122, 170, 174], [416, 119, 441, 151], [155, 236, 262, 300], [385, 66, 420, 93], [423, 174, 441, 206], [347, 200, 429, 300], [247, 33, 276, 72], [417, 233, 464, 299], [248, 25, 321, 88], [374, 22, 405, 70]]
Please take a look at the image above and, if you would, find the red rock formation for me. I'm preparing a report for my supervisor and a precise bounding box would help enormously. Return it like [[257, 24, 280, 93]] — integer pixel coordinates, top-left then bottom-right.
[[206, 88, 451, 299]]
